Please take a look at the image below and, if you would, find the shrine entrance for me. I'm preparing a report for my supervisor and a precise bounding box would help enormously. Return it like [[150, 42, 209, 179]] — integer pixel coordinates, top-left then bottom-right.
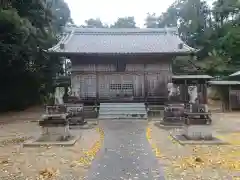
[[98, 74, 134, 100], [109, 83, 134, 98]]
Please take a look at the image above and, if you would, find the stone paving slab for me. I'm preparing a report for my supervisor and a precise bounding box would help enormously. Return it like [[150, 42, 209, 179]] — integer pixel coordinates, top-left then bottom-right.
[[23, 135, 80, 147], [85, 120, 165, 180], [170, 134, 228, 145]]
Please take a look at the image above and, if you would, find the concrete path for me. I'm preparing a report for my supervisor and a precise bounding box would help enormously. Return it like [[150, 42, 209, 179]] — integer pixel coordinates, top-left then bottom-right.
[[86, 120, 165, 180]]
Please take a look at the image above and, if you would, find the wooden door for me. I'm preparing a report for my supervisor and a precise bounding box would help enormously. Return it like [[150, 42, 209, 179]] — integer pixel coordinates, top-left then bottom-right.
[[121, 74, 134, 97], [80, 74, 96, 98], [133, 74, 144, 97], [146, 73, 168, 96]]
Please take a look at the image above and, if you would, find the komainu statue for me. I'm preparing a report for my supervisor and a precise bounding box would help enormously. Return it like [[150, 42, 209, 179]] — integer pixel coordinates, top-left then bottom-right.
[[54, 87, 65, 105]]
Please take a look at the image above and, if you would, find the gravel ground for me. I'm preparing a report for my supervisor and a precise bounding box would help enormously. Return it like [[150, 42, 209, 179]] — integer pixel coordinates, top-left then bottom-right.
[[0, 106, 43, 125], [149, 112, 240, 180]]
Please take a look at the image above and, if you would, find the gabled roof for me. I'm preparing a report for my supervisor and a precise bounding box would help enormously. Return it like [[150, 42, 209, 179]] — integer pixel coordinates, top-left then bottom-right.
[[48, 27, 197, 54]]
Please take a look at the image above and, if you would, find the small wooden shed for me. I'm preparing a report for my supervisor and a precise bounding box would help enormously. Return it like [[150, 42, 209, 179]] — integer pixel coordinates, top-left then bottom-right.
[[209, 81, 240, 111]]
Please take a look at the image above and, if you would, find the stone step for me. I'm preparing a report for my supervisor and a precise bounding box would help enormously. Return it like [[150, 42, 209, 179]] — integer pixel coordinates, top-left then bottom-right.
[[98, 114, 148, 119], [99, 108, 146, 111], [100, 106, 145, 109], [100, 103, 145, 105], [98, 103, 147, 120], [99, 111, 147, 115], [100, 103, 145, 108]]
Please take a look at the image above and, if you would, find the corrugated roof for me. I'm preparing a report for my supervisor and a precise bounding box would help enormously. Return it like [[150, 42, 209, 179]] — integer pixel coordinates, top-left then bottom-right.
[[172, 75, 213, 79], [48, 27, 197, 54], [209, 81, 240, 85]]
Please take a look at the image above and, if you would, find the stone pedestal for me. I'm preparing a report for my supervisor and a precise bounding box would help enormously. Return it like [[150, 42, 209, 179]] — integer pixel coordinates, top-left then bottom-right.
[[39, 113, 71, 141], [41, 125, 71, 141], [162, 103, 185, 125], [65, 103, 86, 126], [69, 116, 86, 126], [183, 125, 212, 140], [41, 113, 69, 120]]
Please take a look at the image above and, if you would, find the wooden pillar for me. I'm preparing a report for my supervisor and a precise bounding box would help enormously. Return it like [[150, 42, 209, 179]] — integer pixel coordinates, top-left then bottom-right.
[[144, 73, 147, 101], [229, 85, 232, 112], [144, 64, 148, 101], [200, 81, 208, 104], [184, 79, 188, 102], [180, 84, 185, 102], [204, 83, 208, 104], [96, 72, 99, 103], [219, 87, 225, 112]]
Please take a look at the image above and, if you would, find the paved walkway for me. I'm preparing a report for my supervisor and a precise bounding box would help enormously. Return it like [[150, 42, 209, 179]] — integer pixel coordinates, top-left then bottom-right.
[[86, 120, 165, 180]]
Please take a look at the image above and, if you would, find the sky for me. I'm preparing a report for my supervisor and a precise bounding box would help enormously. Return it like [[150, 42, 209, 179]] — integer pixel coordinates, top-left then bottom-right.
[[66, 0, 215, 27], [66, 0, 175, 27]]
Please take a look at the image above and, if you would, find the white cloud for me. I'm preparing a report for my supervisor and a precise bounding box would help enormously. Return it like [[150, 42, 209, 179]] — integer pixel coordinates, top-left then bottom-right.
[[66, 0, 175, 27]]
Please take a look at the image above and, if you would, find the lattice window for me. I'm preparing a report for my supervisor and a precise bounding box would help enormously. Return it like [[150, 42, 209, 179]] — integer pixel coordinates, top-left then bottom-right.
[[100, 84, 105, 89], [110, 84, 134, 90], [110, 84, 122, 90], [122, 84, 133, 90]]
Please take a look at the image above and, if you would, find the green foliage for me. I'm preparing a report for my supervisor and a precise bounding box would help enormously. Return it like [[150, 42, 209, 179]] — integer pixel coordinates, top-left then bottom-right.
[[0, 0, 70, 111], [144, 13, 159, 28], [110, 17, 137, 28], [40, 93, 55, 106], [145, 0, 240, 76], [81, 17, 137, 28], [198, 49, 231, 75], [83, 18, 108, 28]]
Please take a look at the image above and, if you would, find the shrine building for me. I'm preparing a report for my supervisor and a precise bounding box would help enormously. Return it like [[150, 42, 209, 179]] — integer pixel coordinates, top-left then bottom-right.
[[48, 27, 196, 104]]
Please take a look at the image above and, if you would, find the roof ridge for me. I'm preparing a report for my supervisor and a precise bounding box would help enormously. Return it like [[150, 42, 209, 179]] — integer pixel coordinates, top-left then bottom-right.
[[73, 32, 176, 36], [64, 27, 178, 34]]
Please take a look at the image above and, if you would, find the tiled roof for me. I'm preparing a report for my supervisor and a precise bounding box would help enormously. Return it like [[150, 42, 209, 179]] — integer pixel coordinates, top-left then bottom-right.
[[48, 27, 197, 54], [172, 75, 213, 79], [229, 71, 240, 77], [209, 81, 240, 85]]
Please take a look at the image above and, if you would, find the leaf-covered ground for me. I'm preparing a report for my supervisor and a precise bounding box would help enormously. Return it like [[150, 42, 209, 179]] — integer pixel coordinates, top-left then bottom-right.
[[1, 109, 240, 179], [148, 112, 240, 180], [0, 116, 102, 179]]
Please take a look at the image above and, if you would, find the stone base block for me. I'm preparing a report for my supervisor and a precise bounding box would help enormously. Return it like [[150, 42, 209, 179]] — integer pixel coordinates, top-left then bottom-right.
[[69, 116, 86, 126], [160, 120, 184, 127], [183, 125, 212, 140], [23, 135, 80, 147], [170, 134, 228, 145], [41, 125, 71, 141]]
